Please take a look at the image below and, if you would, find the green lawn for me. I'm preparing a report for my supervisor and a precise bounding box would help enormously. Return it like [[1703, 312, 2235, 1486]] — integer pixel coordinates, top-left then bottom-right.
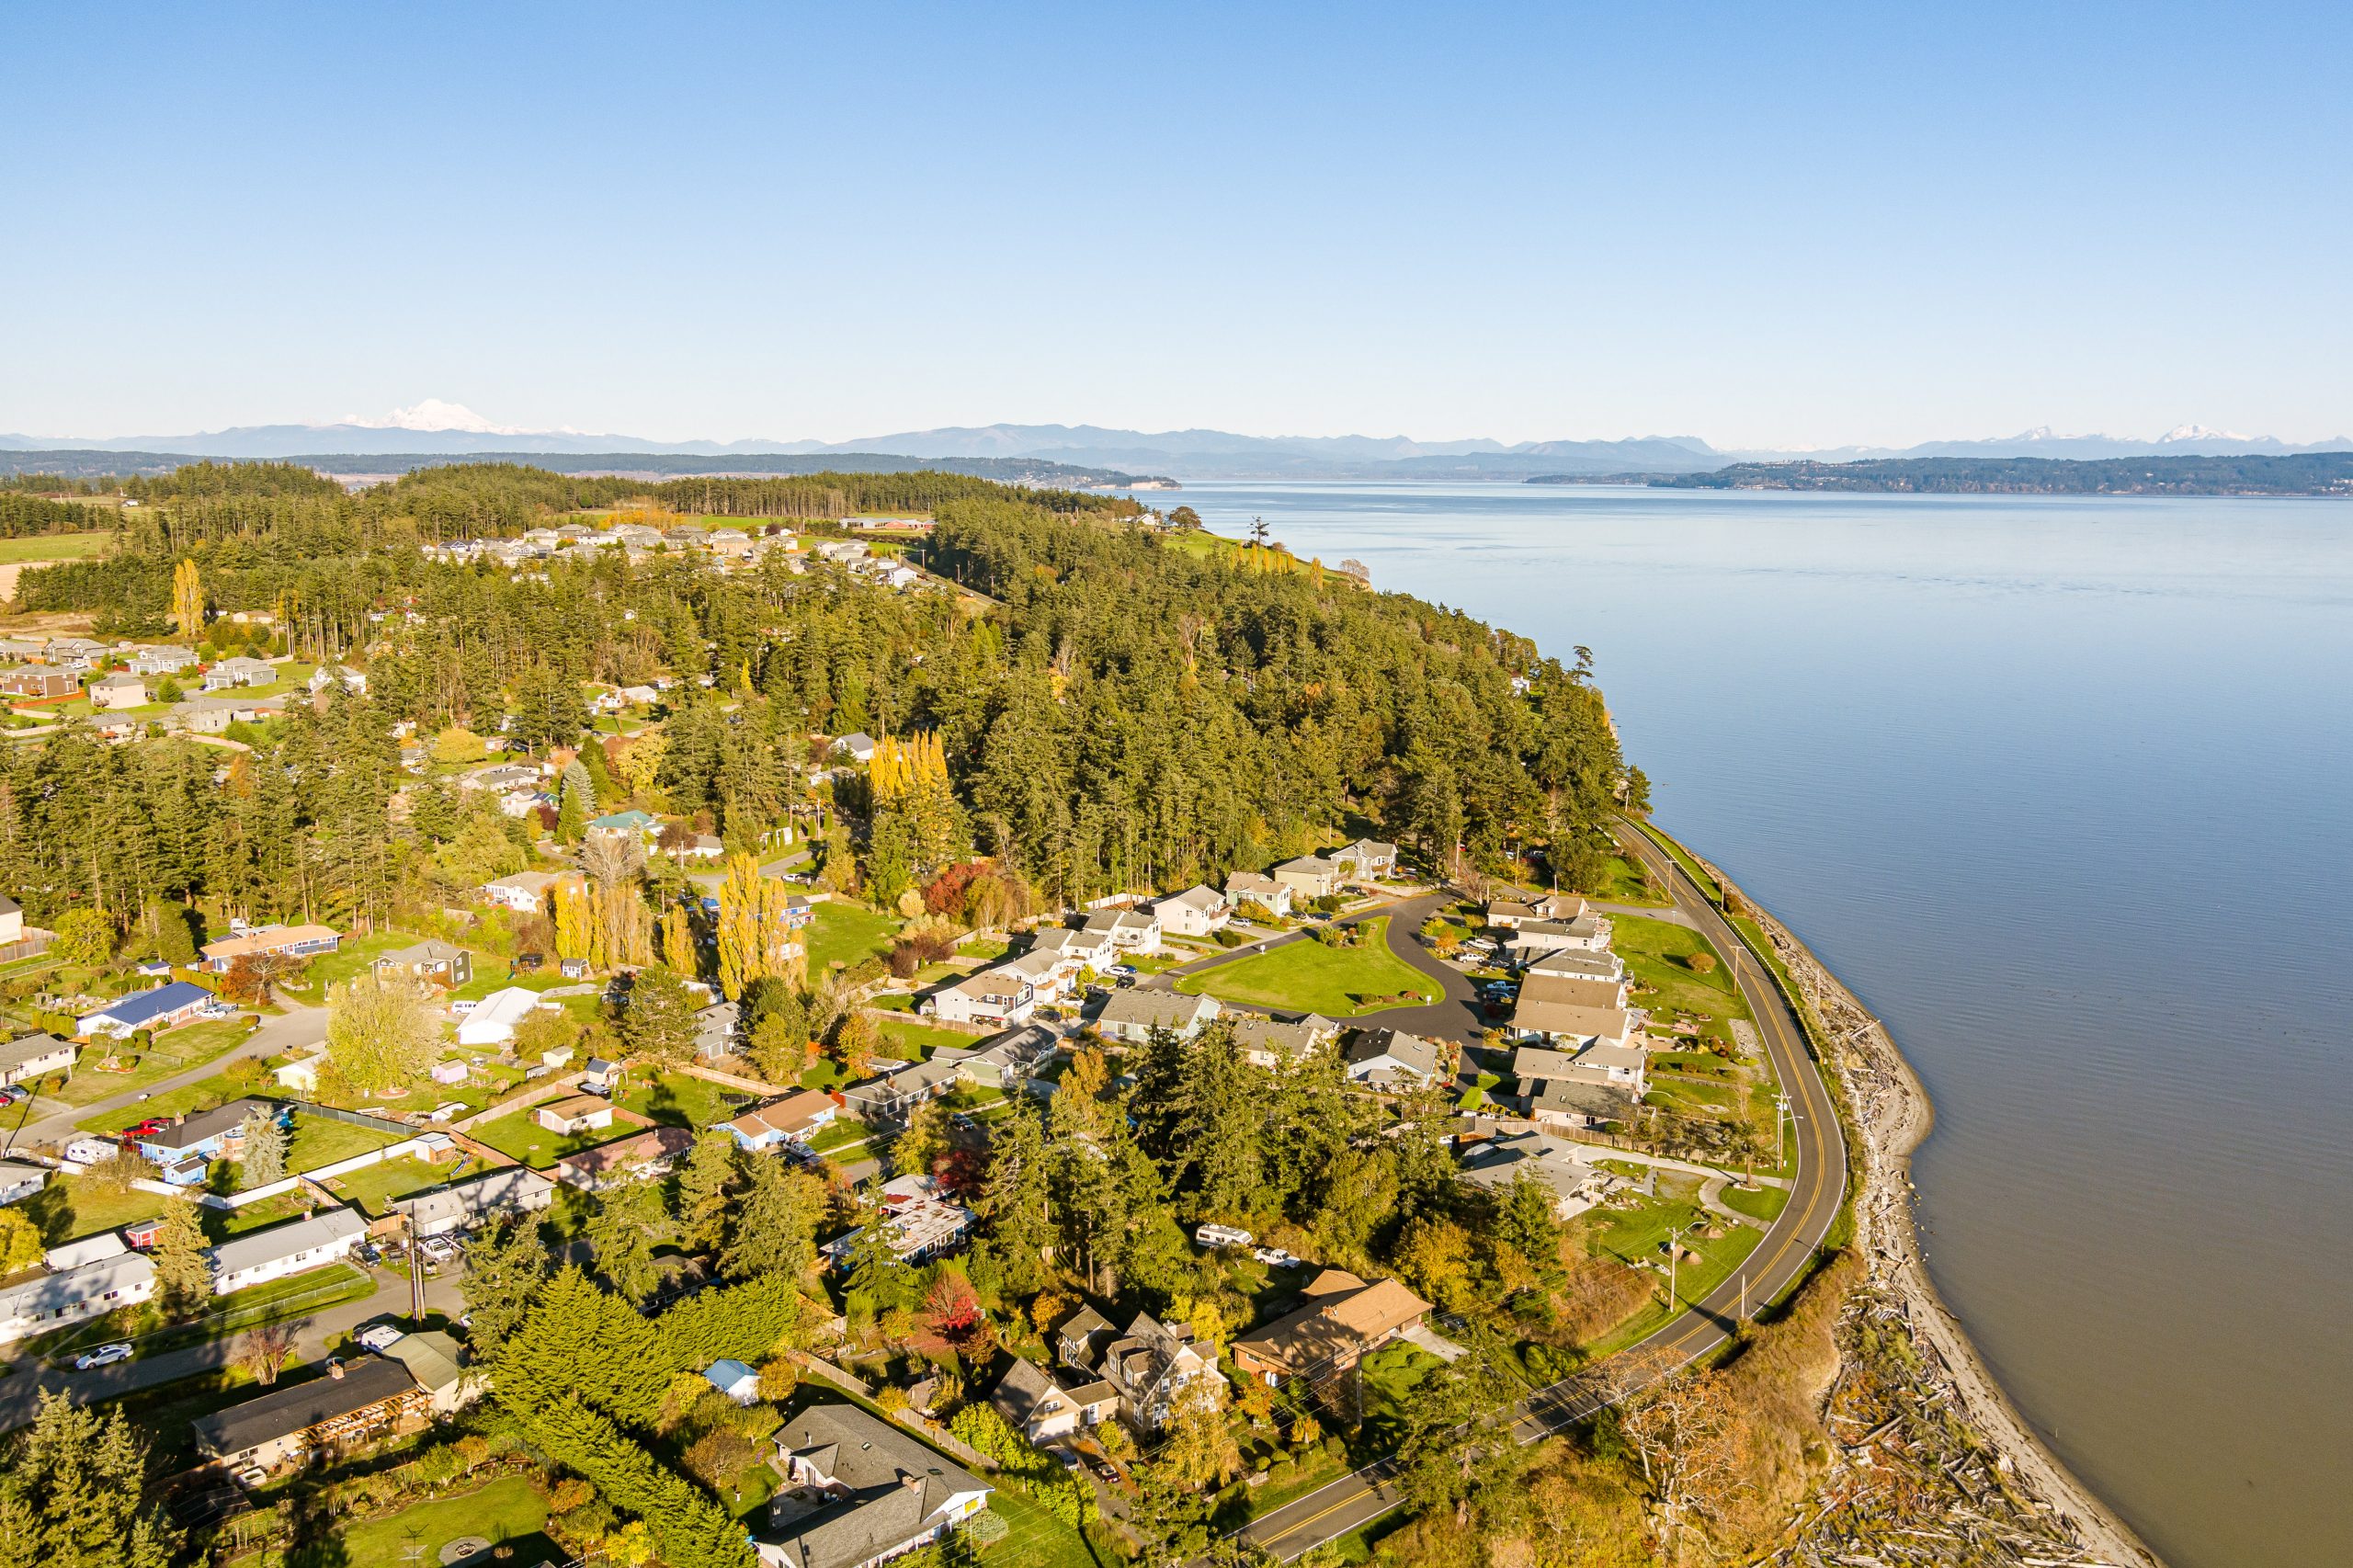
[[1357, 1342, 1449, 1447], [1175, 917, 1431, 1017], [1718, 1182, 1789, 1223], [75, 1070, 267, 1132], [50, 1017, 256, 1108], [804, 901, 901, 973], [18, 1174, 170, 1244], [286, 1113, 407, 1174], [1589, 850, 1668, 907], [466, 1098, 636, 1168], [209, 1190, 313, 1238], [873, 1016, 972, 1060], [1575, 1175, 1767, 1357], [317, 1154, 451, 1215], [297, 929, 433, 991], [1614, 914, 1749, 1038], [308, 1474, 551, 1568], [1634, 821, 1721, 903], [616, 1070, 753, 1131], [807, 1118, 870, 1153], [0, 531, 111, 562], [449, 966, 576, 1002]]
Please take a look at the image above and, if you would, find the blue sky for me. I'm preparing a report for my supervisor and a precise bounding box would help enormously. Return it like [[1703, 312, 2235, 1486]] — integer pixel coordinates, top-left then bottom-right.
[[4, 2, 2347, 448]]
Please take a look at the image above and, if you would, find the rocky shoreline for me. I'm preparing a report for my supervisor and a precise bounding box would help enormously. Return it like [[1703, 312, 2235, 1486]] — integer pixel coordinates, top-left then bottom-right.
[[1704, 857, 2165, 1568]]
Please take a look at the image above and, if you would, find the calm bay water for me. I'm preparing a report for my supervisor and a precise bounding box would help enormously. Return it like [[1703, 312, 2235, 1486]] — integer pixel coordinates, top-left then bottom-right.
[[1126, 481, 2353, 1568]]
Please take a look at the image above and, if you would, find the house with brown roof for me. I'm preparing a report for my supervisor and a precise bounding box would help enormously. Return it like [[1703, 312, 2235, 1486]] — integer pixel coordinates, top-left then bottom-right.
[[554, 1125, 694, 1192], [1486, 892, 1589, 930], [1230, 1268, 1432, 1386], [534, 1095, 616, 1135], [723, 1090, 838, 1153], [199, 923, 342, 972]]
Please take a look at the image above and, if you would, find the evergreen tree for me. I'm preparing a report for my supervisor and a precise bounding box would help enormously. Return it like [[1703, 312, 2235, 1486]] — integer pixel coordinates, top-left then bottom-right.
[[972, 1099, 1055, 1299], [0, 1392, 179, 1568], [587, 1178, 667, 1304], [721, 1157, 823, 1280], [556, 759, 592, 844], [620, 965, 697, 1065], [670, 1131, 738, 1253], [238, 1106, 287, 1188], [148, 1201, 211, 1316], [460, 1215, 551, 1346]]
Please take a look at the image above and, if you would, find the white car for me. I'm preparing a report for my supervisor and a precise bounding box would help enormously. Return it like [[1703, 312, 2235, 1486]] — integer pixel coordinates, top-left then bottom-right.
[[1254, 1246, 1304, 1268], [74, 1342, 133, 1370]]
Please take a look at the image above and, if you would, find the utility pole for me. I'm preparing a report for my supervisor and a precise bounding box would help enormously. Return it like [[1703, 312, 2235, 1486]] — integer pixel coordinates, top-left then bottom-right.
[[1775, 1091, 1792, 1170], [1665, 1223, 1686, 1312], [406, 1209, 425, 1324]]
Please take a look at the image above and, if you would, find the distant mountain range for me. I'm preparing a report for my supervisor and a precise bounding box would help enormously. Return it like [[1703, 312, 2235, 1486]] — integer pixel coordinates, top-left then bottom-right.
[[1, 405, 2346, 482]]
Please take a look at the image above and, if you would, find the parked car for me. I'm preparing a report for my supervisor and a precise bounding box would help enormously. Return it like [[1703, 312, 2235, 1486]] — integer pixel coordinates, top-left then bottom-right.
[[74, 1343, 133, 1370], [1253, 1246, 1304, 1268], [0, 1085, 27, 1107]]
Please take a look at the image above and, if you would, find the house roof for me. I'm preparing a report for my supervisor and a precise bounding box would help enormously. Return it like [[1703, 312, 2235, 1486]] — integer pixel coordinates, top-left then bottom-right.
[[1346, 1028, 1438, 1078], [0, 1252, 155, 1324], [707, 1358, 758, 1391], [761, 1404, 991, 1568], [1230, 1014, 1338, 1059], [1275, 855, 1338, 875], [390, 1167, 555, 1225], [384, 1330, 466, 1395], [191, 1356, 418, 1458], [1525, 948, 1623, 981], [1516, 972, 1627, 1010], [208, 1207, 365, 1277], [1082, 907, 1155, 934], [1458, 1131, 1602, 1202], [1509, 1001, 1632, 1043], [557, 1125, 692, 1180], [199, 924, 341, 963], [87, 980, 212, 1028], [1223, 871, 1285, 897], [988, 1357, 1072, 1426], [1528, 1077, 1636, 1119], [0, 1032, 73, 1072], [381, 939, 469, 966], [144, 1096, 279, 1152], [1231, 1268, 1430, 1375], [730, 1090, 836, 1140], [1095, 990, 1216, 1032], [1154, 885, 1225, 914]]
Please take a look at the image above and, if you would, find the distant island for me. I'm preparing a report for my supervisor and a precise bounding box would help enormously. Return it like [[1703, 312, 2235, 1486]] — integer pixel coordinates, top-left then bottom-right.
[[1529, 451, 2353, 496], [0, 447, 1176, 491]]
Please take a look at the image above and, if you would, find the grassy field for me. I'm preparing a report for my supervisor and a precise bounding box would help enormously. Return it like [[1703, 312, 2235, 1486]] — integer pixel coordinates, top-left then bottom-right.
[[1719, 1182, 1789, 1223], [50, 1017, 256, 1108], [616, 1070, 753, 1130], [1589, 850, 1668, 907], [1576, 1174, 1767, 1357], [317, 1154, 450, 1215], [285, 1113, 407, 1173], [0, 531, 112, 562], [466, 1097, 636, 1168], [1634, 821, 1722, 903], [308, 1474, 551, 1568], [297, 929, 436, 990], [873, 1016, 974, 1060], [20, 1173, 171, 1244], [1175, 917, 1430, 1017], [75, 1069, 265, 1132], [1613, 914, 1748, 1041], [804, 901, 901, 973]]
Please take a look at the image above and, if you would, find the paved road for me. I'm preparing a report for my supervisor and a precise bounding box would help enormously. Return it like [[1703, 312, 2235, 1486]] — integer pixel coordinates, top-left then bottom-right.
[[0, 1261, 462, 1431], [1238, 824, 1849, 1559], [1142, 892, 1491, 1044], [2, 999, 327, 1155], [3, 1000, 328, 1156]]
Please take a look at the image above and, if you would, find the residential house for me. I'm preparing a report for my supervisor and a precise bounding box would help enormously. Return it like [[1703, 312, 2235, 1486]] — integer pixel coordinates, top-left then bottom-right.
[[0, 893, 21, 946], [832, 732, 877, 765], [0, 1031, 74, 1087], [1511, 1040, 1647, 1099], [587, 809, 658, 839], [989, 1357, 1120, 1446], [0, 1159, 47, 1205], [723, 1091, 839, 1153], [756, 1403, 993, 1568], [1027, 926, 1115, 973], [461, 763, 544, 795], [555, 1126, 694, 1192], [1231, 1013, 1340, 1068], [1504, 912, 1612, 960], [0, 1252, 157, 1346], [837, 1058, 962, 1124], [1222, 871, 1293, 917], [0, 637, 45, 661], [374, 939, 473, 989], [478, 870, 556, 914], [208, 1207, 368, 1295], [926, 969, 1036, 1028], [43, 1233, 126, 1271], [706, 1358, 762, 1405], [1057, 1306, 1219, 1432], [1524, 948, 1625, 985], [936, 1023, 1057, 1089], [88, 672, 149, 710], [307, 665, 367, 696], [1343, 1028, 1443, 1089], [692, 999, 741, 1060], [199, 923, 341, 972], [1271, 856, 1344, 902], [819, 1176, 973, 1267], [1231, 1269, 1433, 1387], [1486, 892, 1590, 930], [0, 667, 79, 699], [534, 1096, 615, 1136], [201, 655, 278, 690], [1456, 1129, 1608, 1220], [1092, 989, 1220, 1044], [1508, 993, 1637, 1052], [388, 1167, 556, 1238], [1150, 884, 1230, 938], [1082, 906, 1162, 955], [383, 1329, 476, 1414], [454, 986, 547, 1046], [171, 693, 285, 733], [990, 949, 1071, 1006], [130, 644, 199, 676], [41, 637, 108, 670], [1330, 838, 1400, 880], [273, 1052, 325, 1093], [191, 1355, 430, 1472], [131, 1098, 285, 1167]]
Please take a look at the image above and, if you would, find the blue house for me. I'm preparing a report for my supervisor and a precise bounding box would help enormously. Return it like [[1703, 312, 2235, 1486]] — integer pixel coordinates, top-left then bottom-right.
[[77, 981, 215, 1039], [134, 1096, 290, 1171]]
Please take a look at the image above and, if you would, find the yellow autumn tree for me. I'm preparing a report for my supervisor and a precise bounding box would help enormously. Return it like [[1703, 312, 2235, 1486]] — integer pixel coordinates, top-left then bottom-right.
[[171, 558, 204, 640], [758, 875, 804, 984], [661, 903, 697, 975], [552, 881, 592, 963], [716, 852, 763, 1001]]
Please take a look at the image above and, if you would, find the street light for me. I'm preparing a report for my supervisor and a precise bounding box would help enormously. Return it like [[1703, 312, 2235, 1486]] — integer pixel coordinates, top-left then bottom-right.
[[1665, 1223, 1687, 1311]]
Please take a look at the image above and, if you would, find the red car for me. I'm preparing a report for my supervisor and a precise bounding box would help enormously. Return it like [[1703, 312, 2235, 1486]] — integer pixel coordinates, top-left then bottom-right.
[[123, 1119, 166, 1139]]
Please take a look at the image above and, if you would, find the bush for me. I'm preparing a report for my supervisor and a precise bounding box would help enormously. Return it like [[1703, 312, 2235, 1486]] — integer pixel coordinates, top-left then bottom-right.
[[1688, 951, 1717, 975]]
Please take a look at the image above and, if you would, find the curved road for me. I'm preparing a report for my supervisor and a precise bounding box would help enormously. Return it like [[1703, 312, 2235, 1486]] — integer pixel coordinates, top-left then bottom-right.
[[1237, 826, 1850, 1559]]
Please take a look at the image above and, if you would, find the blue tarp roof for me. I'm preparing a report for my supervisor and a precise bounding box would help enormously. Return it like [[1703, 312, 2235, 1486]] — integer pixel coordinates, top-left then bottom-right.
[[89, 980, 210, 1028]]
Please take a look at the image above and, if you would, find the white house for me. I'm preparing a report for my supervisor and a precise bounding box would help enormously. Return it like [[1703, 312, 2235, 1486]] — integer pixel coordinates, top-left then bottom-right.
[[833, 732, 877, 765], [207, 1207, 368, 1295], [1028, 926, 1116, 973], [1082, 906, 1162, 955], [0, 1032, 74, 1087], [0, 1159, 47, 1205], [478, 871, 556, 915], [1332, 839, 1400, 880], [1222, 870, 1294, 917], [1151, 885, 1230, 938], [455, 986, 546, 1046], [1344, 1028, 1443, 1088], [272, 1052, 324, 1093], [1504, 913, 1612, 959], [0, 1252, 156, 1346], [1092, 990, 1219, 1044], [927, 969, 1037, 1028]]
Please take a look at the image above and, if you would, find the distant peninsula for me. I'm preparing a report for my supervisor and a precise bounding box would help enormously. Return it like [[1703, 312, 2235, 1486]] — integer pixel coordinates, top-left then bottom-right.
[[1529, 451, 2353, 496]]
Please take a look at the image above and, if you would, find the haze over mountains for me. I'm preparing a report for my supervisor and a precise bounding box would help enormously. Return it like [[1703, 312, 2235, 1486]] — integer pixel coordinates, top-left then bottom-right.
[[3, 403, 2347, 481]]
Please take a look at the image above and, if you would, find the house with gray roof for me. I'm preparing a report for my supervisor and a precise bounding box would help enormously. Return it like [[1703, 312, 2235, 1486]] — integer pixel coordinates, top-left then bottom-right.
[[1092, 989, 1219, 1044], [191, 1354, 428, 1471], [756, 1403, 993, 1568], [388, 1166, 555, 1238], [207, 1207, 368, 1294], [1231, 1012, 1339, 1067], [0, 1031, 74, 1087], [1344, 1028, 1443, 1089], [1456, 1129, 1609, 1220], [0, 1251, 156, 1345]]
